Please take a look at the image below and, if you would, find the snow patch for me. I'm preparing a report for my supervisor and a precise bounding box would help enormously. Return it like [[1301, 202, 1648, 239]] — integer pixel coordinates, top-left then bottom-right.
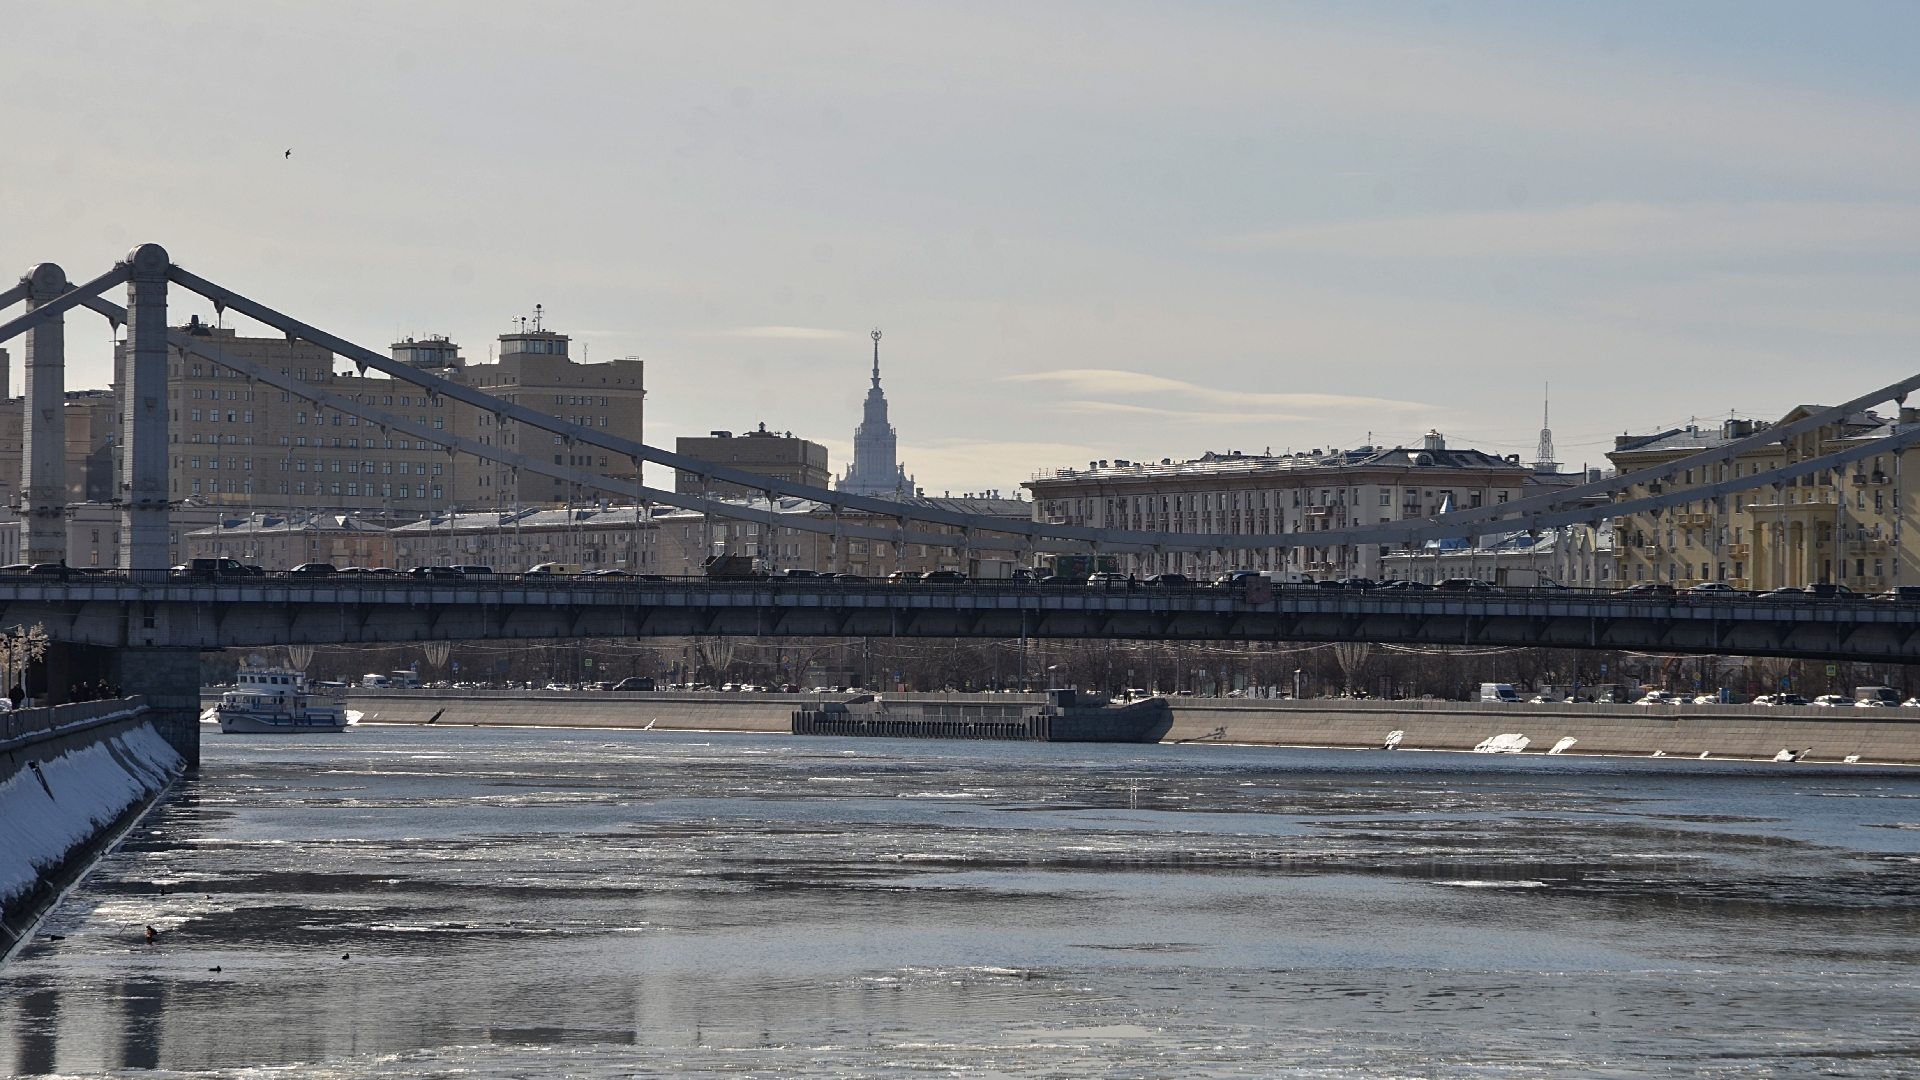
[[0, 722, 184, 920]]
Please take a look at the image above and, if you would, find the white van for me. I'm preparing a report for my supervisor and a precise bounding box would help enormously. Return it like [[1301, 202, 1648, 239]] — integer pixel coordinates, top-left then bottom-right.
[[360, 673, 391, 689], [388, 671, 422, 689], [1478, 682, 1521, 703]]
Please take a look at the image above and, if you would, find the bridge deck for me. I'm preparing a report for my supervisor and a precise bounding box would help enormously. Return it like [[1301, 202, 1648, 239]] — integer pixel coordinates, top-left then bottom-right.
[[3, 579, 1918, 661]]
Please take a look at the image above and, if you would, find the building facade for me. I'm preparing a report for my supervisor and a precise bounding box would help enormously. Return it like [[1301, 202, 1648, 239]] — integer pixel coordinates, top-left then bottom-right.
[[675, 424, 830, 496], [1606, 408, 1918, 592], [1023, 432, 1539, 579], [390, 506, 662, 573], [185, 512, 392, 570]]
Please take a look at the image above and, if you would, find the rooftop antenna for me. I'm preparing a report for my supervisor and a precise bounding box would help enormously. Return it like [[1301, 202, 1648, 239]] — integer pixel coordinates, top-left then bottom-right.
[[533, 304, 545, 333], [871, 328, 882, 389]]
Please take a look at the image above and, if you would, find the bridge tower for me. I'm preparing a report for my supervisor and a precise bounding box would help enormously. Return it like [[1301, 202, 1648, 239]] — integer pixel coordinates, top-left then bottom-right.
[[113, 244, 197, 765], [21, 263, 67, 566]]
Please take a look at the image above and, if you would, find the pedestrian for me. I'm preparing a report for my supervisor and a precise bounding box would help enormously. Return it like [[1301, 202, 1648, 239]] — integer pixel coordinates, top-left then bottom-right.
[[8, 684, 22, 709]]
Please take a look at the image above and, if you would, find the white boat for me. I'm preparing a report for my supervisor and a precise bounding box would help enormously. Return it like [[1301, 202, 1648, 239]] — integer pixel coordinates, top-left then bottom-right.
[[217, 666, 350, 734]]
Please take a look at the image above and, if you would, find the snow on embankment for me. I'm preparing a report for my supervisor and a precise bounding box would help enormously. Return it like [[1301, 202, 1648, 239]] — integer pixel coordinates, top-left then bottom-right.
[[0, 723, 183, 922]]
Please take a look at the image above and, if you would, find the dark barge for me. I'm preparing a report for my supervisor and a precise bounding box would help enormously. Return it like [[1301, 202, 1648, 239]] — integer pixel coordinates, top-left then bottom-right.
[[792, 690, 1173, 743]]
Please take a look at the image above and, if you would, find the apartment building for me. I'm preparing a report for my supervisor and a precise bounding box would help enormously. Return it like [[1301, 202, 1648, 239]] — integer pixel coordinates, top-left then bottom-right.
[[1606, 408, 1918, 591], [390, 506, 662, 572], [654, 495, 1031, 577], [1023, 432, 1540, 579], [675, 424, 830, 496], [460, 315, 645, 509], [184, 512, 393, 570]]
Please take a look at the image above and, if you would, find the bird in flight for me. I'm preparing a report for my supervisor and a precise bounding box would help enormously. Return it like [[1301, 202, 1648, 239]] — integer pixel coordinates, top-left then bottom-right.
[[284, 149, 292, 159]]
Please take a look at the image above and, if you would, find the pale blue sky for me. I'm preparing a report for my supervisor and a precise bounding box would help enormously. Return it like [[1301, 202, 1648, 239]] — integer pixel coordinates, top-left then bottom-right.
[[4, 2, 1918, 492]]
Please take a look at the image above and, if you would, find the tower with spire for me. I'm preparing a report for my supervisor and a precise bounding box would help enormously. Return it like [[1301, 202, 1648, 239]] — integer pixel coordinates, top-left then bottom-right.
[[1533, 382, 1559, 475], [837, 328, 913, 497]]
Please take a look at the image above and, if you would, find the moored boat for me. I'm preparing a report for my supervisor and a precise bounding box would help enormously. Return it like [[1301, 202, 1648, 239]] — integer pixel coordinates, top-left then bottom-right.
[[216, 665, 351, 733]]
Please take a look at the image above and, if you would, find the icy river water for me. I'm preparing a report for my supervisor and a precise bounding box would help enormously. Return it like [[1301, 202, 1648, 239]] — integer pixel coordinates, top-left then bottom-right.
[[3, 725, 1919, 1077]]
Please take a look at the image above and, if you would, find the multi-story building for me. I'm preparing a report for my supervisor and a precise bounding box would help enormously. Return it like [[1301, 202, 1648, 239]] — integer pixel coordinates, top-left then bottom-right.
[[1023, 431, 1539, 579], [390, 506, 662, 573], [184, 512, 393, 570], [0, 501, 228, 569], [675, 424, 830, 496], [654, 495, 1031, 577], [1606, 408, 1918, 591], [459, 312, 645, 509], [1380, 525, 1617, 587]]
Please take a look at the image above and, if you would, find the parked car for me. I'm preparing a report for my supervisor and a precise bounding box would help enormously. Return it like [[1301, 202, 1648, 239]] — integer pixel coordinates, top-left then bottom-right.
[[1615, 582, 1676, 596], [1691, 694, 1721, 705], [922, 570, 968, 584], [1812, 694, 1852, 707], [288, 562, 337, 576], [1634, 690, 1681, 705], [1855, 698, 1896, 708], [1144, 573, 1191, 587], [408, 565, 465, 580], [610, 677, 655, 691]]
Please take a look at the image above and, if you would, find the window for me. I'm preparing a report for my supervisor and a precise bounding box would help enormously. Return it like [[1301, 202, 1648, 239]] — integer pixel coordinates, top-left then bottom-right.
[[191, 409, 202, 422]]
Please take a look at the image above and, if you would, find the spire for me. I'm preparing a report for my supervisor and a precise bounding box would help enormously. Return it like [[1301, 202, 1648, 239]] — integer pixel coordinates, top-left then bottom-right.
[[1533, 381, 1559, 474], [871, 328, 882, 390]]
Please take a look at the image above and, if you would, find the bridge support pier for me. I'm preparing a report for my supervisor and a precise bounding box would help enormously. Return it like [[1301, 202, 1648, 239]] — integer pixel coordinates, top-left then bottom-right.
[[108, 647, 201, 768]]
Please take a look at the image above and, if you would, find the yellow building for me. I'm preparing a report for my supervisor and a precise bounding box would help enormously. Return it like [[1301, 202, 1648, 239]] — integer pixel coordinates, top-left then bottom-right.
[[1606, 408, 1915, 591]]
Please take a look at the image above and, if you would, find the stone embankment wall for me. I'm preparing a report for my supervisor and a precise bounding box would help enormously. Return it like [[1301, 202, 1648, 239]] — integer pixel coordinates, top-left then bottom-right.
[[1163, 698, 1920, 764], [1, 699, 185, 962], [313, 689, 1920, 765]]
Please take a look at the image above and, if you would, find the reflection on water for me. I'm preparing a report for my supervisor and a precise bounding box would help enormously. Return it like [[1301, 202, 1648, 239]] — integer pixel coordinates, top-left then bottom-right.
[[3, 727, 1918, 1076]]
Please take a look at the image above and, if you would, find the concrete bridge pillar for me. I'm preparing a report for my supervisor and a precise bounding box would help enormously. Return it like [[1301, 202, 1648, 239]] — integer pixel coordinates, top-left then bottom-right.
[[108, 647, 200, 767], [120, 244, 170, 578], [21, 263, 68, 567]]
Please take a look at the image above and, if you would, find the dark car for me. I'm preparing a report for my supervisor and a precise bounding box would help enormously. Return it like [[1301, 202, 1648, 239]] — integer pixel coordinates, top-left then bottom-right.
[[830, 573, 871, 583], [635, 574, 672, 582], [408, 565, 465, 580], [778, 568, 824, 579], [289, 562, 337, 576], [169, 557, 252, 582], [1804, 583, 1855, 599], [451, 565, 495, 577], [1144, 573, 1192, 587], [1614, 582, 1676, 596], [922, 570, 969, 584], [1435, 578, 1500, 593], [1377, 579, 1435, 592], [611, 677, 656, 691], [1332, 577, 1377, 590], [1086, 572, 1129, 589], [1872, 585, 1920, 601], [27, 562, 78, 582], [886, 571, 924, 585], [585, 568, 633, 578], [1038, 575, 1081, 586], [1759, 586, 1806, 599]]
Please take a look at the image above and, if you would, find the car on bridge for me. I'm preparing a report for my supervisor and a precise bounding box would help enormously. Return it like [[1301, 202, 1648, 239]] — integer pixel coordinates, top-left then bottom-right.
[[1615, 582, 1676, 596], [289, 562, 336, 576], [170, 558, 263, 582], [409, 566, 464, 581], [886, 571, 924, 584], [1086, 572, 1129, 589], [1144, 573, 1192, 587], [1435, 578, 1501, 593], [922, 570, 968, 584], [525, 562, 584, 577], [1687, 582, 1742, 595], [1871, 586, 1920, 601]]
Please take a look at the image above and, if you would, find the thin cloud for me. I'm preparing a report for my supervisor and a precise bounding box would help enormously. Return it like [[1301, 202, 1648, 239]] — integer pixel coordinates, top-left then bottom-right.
[[721, 326, 856, 340], [1005, 369, 1430, 412], [1206, 201, 1920, 260]]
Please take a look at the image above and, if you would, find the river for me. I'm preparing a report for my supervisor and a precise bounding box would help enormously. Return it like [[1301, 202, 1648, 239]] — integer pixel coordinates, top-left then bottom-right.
[[3, 725, 1918, 1076]]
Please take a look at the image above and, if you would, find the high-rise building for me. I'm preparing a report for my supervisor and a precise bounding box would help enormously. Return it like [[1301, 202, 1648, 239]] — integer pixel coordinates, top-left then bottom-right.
[[675, 424, 829, 497], [836, 329, 912, 497], [462, 307, 645, 509]]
